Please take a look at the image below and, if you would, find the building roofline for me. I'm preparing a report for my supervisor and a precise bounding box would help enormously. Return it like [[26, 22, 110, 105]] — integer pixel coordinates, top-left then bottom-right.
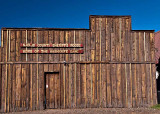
[[131, 30, 155, 32], [1, 15, 155, 32], [1, 27, 90, 31], [89, 15, 131, 18]]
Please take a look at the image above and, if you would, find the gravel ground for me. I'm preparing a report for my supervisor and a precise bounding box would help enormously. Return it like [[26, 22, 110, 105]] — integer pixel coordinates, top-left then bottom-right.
[[3, 108, 160, 114]]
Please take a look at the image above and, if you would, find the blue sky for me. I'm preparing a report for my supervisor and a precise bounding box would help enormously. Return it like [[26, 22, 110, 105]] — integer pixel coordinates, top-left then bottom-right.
[[0, 0, 160, 42]]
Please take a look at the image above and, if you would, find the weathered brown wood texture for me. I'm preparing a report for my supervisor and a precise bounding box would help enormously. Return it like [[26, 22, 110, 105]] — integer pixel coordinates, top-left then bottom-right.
[[0, 15, 157, 113]]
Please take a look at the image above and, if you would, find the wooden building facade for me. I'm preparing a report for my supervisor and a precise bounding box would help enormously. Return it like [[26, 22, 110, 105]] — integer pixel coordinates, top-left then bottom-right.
[[0, 15, 157, 112]]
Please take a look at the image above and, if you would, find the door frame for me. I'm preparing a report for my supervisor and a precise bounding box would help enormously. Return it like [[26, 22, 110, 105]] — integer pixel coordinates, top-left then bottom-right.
[[44, 72, 60, 109]]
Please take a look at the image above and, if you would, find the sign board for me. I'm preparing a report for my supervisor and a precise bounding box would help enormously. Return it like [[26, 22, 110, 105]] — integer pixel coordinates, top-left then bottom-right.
[[20, 50, 83, 54], [20, 43, 83, 48]]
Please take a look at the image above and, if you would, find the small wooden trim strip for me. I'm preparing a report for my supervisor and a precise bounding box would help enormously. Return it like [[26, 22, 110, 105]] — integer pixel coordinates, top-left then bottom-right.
[[20, 50, 84, 54], [1, 30, 3, 47], [26, 30, 28, 61], [20, 43, 83, 48]]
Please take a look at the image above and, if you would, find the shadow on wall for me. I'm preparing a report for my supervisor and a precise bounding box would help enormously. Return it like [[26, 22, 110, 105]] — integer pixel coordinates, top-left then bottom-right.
[[156, 58, 160, 104]]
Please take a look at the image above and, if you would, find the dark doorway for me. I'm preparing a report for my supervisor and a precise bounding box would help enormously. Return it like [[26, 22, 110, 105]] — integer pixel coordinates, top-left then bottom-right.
[[44, 72, 60, 109], [156, 58, 160, 104]]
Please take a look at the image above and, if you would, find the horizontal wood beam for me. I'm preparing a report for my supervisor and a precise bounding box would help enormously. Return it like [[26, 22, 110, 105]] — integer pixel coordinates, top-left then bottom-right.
[[0, 61, 155, 64]]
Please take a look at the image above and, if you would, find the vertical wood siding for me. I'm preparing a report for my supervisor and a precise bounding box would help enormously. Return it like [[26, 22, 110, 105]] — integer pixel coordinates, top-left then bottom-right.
[[0, 16, 157, 112]]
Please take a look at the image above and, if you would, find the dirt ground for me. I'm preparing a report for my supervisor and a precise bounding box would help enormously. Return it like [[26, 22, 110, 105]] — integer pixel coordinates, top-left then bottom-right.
[[3, 108, 160, 114]]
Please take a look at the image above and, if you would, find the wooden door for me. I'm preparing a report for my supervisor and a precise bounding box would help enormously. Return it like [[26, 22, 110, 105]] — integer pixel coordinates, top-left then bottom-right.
[[45, 73, 60, 109]]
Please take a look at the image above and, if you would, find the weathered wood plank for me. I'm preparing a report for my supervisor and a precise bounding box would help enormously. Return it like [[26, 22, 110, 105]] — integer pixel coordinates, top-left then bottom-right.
[[106, 64, 111, 107], [80, 31, 85, 61], [62, 64, 65, 108], [44, 31, 49, 72], [80, 64, 86, 108], [68, 64, 71, 108], [137, 64, 142, 107], [10, 31, 15, 61], [29, 64, 32, 110], [73, 63, 77, 108], [91, 17, 96, 62], [152, 64, 157, 105], [111, 64, 117, 107], [141, 64, 147, 106], [150, 33, 155, 62], [1, 65, 6, 112], [48, 31, 54, 71], [27, 31, 32, 61], [145, 32, 151, 61], [115, 18, 120, 61], [96, 18, 100, 62], [9, 31, 15, 111], [76, 63, 81, 108], [146, 63, 151, 107], [86, 31, 91, 61], [91, 64, 96, 107], [57, 66, 61, 108], [117, 64, 122, 107], [10, 65, 14, 111], [121, 18, 126, 61], [96, 64, 100, 107], [101, 63, 106, 107], [32, 31, 37, 110], [60, 64, 64, 108], [111, 33, 116, 61], [127, 64, 132, 108], [39, 64, 44, 109], [15, 64, 21, 111], [59, 31, 65, 61], [64, 31, 69, 108], [16, 31, 21, 62], [101, 18, 106, 61], [21, 65, 27, 110], [106, 18, 111, 61], [86, 64, 91, 108], [122, 64, 126, 107], [21, 31, 26, 62]]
